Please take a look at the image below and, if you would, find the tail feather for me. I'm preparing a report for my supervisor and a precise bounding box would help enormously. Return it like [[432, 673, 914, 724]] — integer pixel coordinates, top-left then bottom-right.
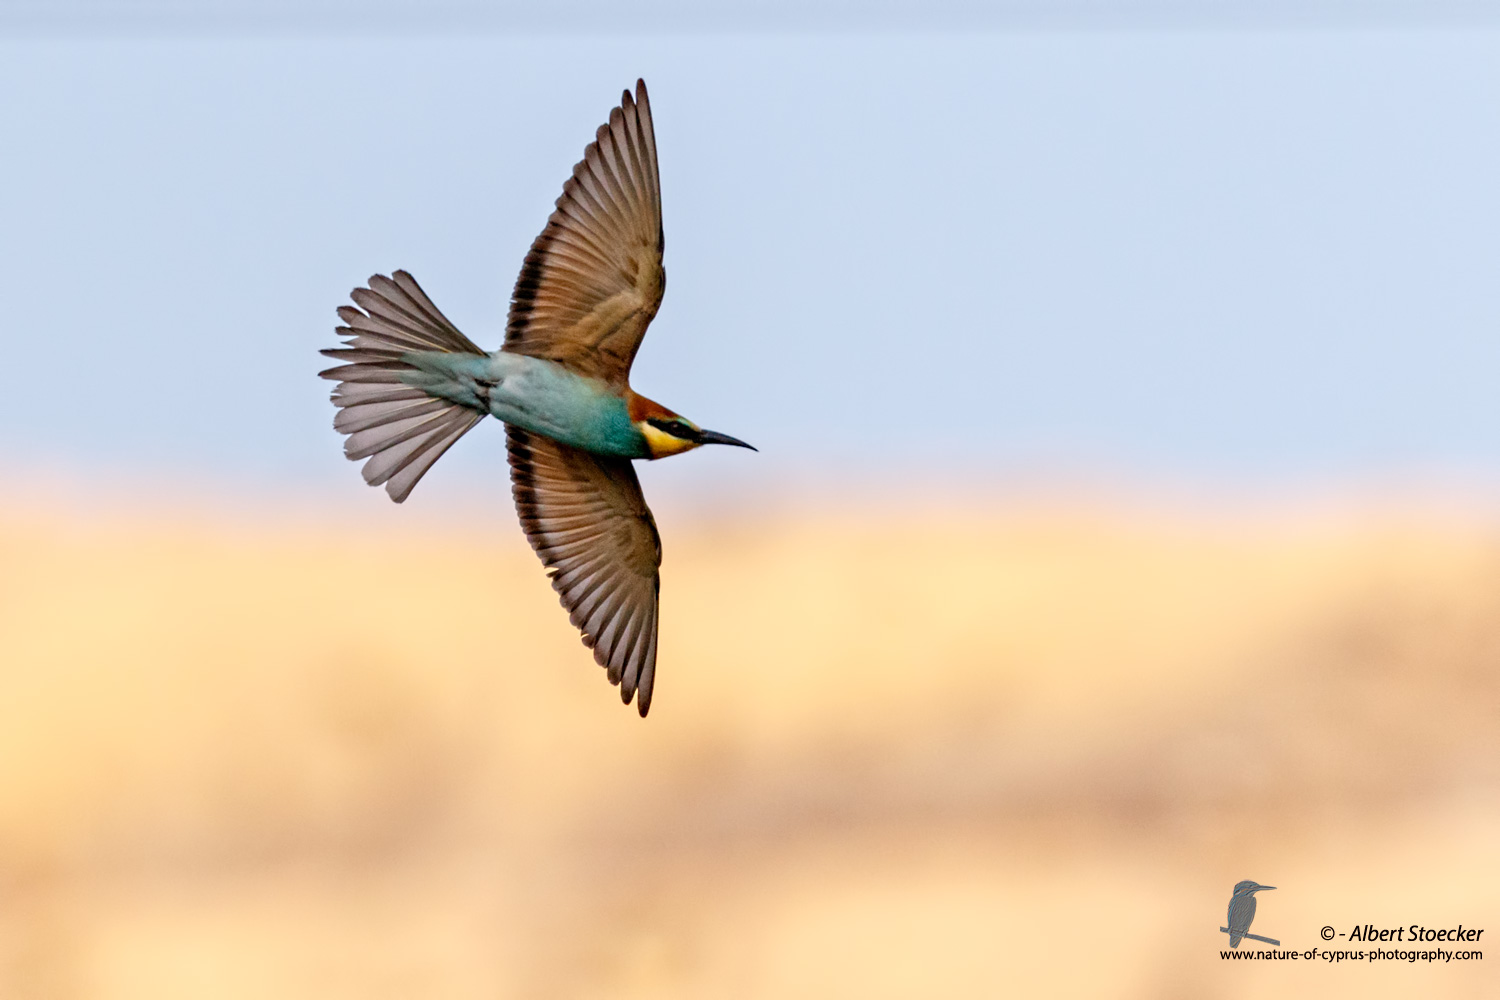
[[335, 306, 435, 353], [320, 271, 487, 503], [333, 394, 449, 436], [344, 406, 465, 461], [330, 383, 430, 408], [359, 408, 482, 502], [352, 272, 481, 355]]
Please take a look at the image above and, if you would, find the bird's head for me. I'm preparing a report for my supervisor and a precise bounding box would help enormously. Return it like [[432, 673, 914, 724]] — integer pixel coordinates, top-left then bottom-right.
[[1232, 881, 1275, 896], [628, 391, 755, 460]]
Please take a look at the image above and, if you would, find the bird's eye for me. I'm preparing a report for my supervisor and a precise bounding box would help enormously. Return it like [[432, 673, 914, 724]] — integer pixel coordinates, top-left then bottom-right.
[[647, 417, 696, 441]]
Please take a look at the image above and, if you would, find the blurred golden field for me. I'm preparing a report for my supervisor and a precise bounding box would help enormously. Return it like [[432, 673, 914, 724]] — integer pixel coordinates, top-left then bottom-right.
[[0, 493, 1496, 998]]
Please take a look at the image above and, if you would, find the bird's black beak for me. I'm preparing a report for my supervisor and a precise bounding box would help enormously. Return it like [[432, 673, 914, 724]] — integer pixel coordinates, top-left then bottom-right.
[[695, 429, 757, 451]]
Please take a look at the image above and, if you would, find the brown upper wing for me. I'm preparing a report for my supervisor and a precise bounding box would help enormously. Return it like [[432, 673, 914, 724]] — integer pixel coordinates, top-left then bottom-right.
[[504, 79, 664, 389], [507, 427, 662, 715]]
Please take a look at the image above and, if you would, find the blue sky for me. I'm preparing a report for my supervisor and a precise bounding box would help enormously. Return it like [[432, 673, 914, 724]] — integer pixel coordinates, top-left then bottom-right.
[[2, 15, 1497, 502]]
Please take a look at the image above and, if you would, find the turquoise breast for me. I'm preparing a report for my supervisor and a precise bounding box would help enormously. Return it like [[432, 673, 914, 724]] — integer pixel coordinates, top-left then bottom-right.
[[479, 354, 649, 458]]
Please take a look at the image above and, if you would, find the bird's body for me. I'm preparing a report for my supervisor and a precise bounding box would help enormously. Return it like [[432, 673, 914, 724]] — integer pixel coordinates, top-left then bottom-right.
[[319, 80, 752, 716], [399, 350, 652, 458], [1226, 881, 1275, 947]]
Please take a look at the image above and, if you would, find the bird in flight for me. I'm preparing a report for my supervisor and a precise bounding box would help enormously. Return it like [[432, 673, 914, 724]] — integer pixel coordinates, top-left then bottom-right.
[[319, 80, 753, 716]]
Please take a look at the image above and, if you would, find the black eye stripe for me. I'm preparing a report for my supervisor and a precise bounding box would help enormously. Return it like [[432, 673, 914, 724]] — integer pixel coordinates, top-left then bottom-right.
[[647, 417, 696, 441]]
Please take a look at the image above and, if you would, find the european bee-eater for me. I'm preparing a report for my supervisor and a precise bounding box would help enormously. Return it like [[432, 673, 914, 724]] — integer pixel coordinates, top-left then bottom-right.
[[319, 80, 752, 716]]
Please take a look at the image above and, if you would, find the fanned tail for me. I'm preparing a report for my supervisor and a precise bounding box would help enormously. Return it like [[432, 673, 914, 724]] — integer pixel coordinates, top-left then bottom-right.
[[319, 271, 488, 502]]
